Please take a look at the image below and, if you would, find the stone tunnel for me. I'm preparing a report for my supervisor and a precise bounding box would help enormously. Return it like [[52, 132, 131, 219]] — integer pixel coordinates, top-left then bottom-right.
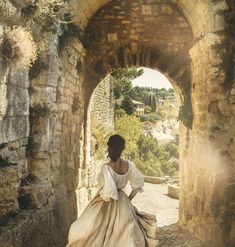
[[0, 0, 234, 246]]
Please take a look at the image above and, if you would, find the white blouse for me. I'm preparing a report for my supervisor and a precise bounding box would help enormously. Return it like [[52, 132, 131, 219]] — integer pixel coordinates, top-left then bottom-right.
[[97, 160, 144, 201]]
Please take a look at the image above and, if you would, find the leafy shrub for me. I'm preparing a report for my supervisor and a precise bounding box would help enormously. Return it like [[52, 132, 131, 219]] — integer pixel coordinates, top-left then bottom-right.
[[140, 114, 150, 122], [115, 115, 143, 158], [91, 117, 112, 160]]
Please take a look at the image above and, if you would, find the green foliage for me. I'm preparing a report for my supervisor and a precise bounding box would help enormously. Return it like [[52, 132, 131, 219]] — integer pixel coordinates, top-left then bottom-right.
[[134, 155, 163, 177], [160, 159, 176, 176], [162, 142, 179, 159], [130, 87, 177, 116], [115, 115, 143, 158], [120, 95, 135, 115], [91, 118, 112, 160], [114, 84, 179, 177], [134, 134, 178, 176], [139, 114, 150, 122], [112, 68, 144, 99], [144, 106, 151, 114], [114, 114, 179, 176], [139, 113, 161, 122], [114, 107, 126, 118], [137, 134, 159, 158]]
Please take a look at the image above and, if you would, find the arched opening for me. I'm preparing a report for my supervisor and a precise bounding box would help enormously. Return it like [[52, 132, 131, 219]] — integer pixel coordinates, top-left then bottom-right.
[[80, 0, 192, 221], [79, 0, 234, 245], [86, 67, 181, 226]]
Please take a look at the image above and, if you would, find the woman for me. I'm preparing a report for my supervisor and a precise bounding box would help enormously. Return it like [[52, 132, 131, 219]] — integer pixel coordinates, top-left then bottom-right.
[[66, 134, 159, 247]]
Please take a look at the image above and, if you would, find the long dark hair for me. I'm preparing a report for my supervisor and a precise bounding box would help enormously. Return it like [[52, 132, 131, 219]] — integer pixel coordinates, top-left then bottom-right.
[[107, 134, 125, 161]]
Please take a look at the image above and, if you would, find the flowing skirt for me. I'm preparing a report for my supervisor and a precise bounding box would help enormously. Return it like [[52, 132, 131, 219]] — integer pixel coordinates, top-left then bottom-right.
[[66, 190, 159, 247]]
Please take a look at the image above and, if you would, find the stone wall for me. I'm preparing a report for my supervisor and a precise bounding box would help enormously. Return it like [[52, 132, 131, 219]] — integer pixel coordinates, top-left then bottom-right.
[[91, 74, 114, 131], [87, 74, 115, 202], [168, 184, 179, 199], [81, 0, 234, 246], [0, 1, 90, 245], [179, 33, 235, 246], [0, 64, 29, 220]]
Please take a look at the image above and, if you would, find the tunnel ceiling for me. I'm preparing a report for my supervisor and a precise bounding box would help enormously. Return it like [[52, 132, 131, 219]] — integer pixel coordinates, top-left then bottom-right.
[[71, 0, 229, 38]]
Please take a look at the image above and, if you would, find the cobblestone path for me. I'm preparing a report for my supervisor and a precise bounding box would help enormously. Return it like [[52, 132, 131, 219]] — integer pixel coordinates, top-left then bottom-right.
[[125, 183, 213, 247]]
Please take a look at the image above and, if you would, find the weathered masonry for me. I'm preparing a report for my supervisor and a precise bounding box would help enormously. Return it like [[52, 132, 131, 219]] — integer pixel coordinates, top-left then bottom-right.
[[0, 0, 234, 246]]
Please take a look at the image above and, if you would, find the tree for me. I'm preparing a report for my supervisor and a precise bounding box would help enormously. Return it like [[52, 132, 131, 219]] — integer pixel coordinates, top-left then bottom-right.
[[114, 108, 126, 118], [144, 106, 151, 114], [163, 142, 179, 159], [115, 115, 143, 158], [151, 95, 157, 112], [121, 95, 135, 115], [112, 68, 144, 98]]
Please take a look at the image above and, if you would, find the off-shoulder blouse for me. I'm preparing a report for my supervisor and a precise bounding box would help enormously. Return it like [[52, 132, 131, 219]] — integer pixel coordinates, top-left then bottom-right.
[[97, 160, 144, 201]]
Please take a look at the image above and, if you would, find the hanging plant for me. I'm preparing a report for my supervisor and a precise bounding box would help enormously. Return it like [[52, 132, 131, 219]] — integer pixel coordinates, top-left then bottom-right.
[[31, 0, 74, 23], [0, 26, 37, 69]]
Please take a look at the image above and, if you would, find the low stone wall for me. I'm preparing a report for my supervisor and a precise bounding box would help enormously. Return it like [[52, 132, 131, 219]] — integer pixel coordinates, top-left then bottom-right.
[[144, 176, 166, 184], [168, 184, 179, 199]]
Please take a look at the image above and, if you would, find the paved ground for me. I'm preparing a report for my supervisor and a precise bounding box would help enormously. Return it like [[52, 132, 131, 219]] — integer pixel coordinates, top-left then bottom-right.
[[129, 183, 179, 227], [124, 183, 212, 247]]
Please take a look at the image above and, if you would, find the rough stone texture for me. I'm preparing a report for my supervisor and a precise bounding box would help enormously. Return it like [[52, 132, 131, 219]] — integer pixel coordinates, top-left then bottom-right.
[[71, 0, 227, 38], [0, 0, 234, 246], [168, 185, 179, 199], [90, 74, 114, 131], [81, 1, 234, 246], [179, 32, 235, 246], [0, 7, 88, 244], [144, 176, 166, 184], [157, 224, 215, 247], [86, 74, 115, 206]]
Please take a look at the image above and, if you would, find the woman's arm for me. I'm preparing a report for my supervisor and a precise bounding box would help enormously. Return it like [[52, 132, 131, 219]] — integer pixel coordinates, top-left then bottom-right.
[[129, 188, 139, 201], [91, 195, 104, 205]]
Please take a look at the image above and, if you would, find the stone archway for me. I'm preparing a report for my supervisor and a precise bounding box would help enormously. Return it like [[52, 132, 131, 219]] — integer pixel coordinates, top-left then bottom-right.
[[78, 0, 234, 246], [0, 0, 234, 246]]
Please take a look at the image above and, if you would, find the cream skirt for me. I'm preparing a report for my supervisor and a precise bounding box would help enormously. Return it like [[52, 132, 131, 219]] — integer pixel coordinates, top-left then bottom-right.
[[66, 190, 159, 247]]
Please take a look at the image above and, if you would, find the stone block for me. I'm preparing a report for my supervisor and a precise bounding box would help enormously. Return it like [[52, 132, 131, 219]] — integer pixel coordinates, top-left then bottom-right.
[[0, 166, 20, 217], [142, 5, 152, 15], [168, 184, 179, 199], [8, 116, 29, 142], [7, 85, 29, 116], [31, 86, 56, 109], [0, 148, 18, 165], [0, 118, 10, 144], [107, 33, 118, 42], [29, 159, 51, 179], [218, 100, 231, 116], [144, 176, 166, 184], [0, 79, 8, 120], [9, 69, 30, 88]]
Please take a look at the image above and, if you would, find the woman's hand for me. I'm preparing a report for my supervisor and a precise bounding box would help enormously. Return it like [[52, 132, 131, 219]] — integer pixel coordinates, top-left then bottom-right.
[[91, 195, 104, 206], [129, 188, 139, 201]]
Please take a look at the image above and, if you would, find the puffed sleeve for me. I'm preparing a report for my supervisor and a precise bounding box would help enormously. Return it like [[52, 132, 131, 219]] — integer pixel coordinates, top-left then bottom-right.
[[97, 164, 118, 201], [129, 161, 144, 192]]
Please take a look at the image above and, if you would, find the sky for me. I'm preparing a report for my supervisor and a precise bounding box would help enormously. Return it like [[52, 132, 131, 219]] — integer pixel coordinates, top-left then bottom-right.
[[132, 68, 172, 89]]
